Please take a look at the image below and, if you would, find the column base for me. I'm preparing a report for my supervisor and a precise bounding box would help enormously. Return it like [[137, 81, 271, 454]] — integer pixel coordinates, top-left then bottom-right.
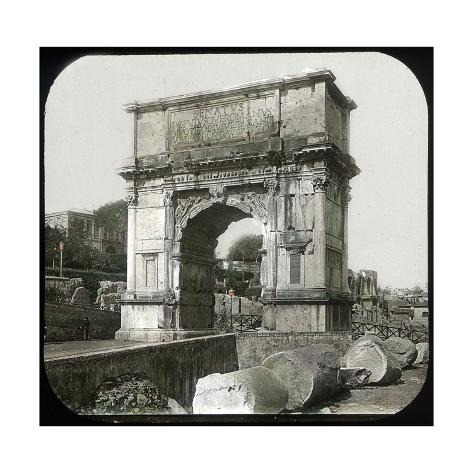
[[262, 300, 352, 332]]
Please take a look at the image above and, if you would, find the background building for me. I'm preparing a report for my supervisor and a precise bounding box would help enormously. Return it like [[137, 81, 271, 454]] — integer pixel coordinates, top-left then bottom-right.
[[45, 209, 127, 255]]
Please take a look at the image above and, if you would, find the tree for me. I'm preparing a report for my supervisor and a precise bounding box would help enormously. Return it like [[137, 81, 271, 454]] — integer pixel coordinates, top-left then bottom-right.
[[94, 200, 128, 234], [379, 285, 392, 296], [44, 224, 66, 267], [62, 219, 96, 269], [227, 234, 263, 262], [411, 285, 424, 295]]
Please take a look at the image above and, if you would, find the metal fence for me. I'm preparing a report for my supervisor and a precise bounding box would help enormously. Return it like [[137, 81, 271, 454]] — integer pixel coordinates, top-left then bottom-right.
[[215, 301, 262, 332], [352, 320, 429, 343]]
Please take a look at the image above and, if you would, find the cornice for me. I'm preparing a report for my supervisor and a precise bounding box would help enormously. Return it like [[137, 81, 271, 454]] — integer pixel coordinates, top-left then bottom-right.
[[122, 69, 354, 113]]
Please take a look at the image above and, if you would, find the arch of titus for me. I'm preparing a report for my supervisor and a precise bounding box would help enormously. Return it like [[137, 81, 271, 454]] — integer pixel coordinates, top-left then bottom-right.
[[116, 69, 360, 342]]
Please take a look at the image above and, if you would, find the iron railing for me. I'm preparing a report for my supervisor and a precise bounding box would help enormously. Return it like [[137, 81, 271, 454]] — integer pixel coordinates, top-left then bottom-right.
[[352, 321, 429, 343]]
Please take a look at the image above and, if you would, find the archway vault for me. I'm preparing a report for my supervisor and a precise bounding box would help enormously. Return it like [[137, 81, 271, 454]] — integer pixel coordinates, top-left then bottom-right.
[[173, 198, 267, 331]]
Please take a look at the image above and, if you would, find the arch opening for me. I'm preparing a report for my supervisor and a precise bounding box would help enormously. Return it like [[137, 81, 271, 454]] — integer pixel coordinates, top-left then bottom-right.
[[176, 203, 266, 330]]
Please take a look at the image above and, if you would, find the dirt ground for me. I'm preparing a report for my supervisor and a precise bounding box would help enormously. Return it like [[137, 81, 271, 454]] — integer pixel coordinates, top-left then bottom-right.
[[303, 364, 428, 415]]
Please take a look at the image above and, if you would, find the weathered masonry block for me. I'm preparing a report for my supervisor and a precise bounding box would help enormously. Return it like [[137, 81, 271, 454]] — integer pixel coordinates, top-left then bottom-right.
[[116, 69, 360, 342]]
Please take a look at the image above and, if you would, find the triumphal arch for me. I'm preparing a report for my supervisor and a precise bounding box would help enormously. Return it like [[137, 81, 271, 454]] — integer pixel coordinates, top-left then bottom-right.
[[116, 69, 360, 342]]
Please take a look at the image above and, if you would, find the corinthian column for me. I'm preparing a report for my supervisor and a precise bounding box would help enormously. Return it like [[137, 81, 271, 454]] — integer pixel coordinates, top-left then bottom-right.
[[264, 179, 278, 295], [312, 172, 329, 288], [163, 190, 174, 292], [125, 193, 138, 295], [341, 183, 352, 293]]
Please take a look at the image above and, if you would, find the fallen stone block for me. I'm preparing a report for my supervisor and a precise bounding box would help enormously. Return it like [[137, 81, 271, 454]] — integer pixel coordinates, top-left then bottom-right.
[[71, 287, 90, 305], [346, 336, 402, 385], [338, 367, 372, 388], [192, 366, 288, 414], [263, 344, 342, 411], [384, 337, 418, 369], [415, 342, 429, 364]]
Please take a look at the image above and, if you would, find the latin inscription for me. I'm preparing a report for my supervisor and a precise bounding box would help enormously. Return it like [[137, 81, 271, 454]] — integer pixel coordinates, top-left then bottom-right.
[[170, 97, 276, 147]]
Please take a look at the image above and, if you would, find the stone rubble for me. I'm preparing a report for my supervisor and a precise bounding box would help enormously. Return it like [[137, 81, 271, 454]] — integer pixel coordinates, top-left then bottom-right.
[[70, 287, 91, 305], [78, 372, 187, 415], [95, 281, 127, 305], [338, 367, 372, 388], [100, 292, 120, 311], [415, 342, 429, 364]]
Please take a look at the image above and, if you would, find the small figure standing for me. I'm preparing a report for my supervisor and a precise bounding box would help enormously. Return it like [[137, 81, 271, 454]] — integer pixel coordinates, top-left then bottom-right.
[[83, 317, 90, 340]]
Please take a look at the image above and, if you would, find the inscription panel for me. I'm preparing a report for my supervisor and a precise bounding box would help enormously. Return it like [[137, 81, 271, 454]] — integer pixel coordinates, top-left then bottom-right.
[[169, 95, 278, 149]]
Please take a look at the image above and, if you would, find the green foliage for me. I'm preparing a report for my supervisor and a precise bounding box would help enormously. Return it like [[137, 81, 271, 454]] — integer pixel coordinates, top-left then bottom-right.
[[94, 200, 128, 233], [379, 286, 392, 296], [411, 285, 424, 295], [44, 207, 127, 274], [227, 234, 263, 262], [44, 225, 66, 267], [244, 286, 262, 299], [62, 219, 95, 269]]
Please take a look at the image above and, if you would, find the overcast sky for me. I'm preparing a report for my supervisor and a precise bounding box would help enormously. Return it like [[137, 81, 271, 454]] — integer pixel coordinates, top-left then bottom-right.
[[45, 52, 427, 289]]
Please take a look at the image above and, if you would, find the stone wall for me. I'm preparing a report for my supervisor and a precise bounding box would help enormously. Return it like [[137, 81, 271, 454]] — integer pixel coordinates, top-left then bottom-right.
[[44, 302, 121, 341], [235, 331, 353, 369], [45, 334, 239, 410]]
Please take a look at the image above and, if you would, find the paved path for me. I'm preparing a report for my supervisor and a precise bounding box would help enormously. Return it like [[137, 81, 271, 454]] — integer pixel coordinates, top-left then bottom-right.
[[44, 339, 150, 360]]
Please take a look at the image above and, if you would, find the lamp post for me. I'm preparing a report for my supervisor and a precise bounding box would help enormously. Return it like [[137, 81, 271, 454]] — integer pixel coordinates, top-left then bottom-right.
[[59, 241, 64, 278]]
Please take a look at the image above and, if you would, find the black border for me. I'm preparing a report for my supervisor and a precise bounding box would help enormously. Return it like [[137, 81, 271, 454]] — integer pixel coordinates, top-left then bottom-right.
[[40, 47, 433, 426]]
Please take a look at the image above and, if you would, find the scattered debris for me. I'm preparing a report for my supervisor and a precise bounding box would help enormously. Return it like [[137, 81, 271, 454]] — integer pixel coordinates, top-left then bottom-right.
[[77, 373, 186, 415], [339, 367, 372, 388], [70, 287, 91, 305], [415, 342, 429, 364]]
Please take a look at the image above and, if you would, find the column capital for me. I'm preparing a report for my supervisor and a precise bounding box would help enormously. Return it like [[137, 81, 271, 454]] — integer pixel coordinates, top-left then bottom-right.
[[264, 178, 279, 197], [312, 173, 330, 192], [125, 193, 139, 207], [341, 185, 352, 207], [163, 190, 174, 206]]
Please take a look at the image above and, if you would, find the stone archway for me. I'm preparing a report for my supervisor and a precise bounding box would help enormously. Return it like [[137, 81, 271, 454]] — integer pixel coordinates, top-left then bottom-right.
[[116, 69, 360, 342]]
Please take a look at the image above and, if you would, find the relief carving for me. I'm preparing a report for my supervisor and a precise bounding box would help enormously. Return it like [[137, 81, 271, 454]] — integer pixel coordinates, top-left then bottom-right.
[[174, 188, 269, 232], [209, 184, 228, 203]]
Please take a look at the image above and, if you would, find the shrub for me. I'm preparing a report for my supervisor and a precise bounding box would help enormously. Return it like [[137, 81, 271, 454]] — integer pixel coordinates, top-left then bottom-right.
[[244, 286, 262, 300]]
